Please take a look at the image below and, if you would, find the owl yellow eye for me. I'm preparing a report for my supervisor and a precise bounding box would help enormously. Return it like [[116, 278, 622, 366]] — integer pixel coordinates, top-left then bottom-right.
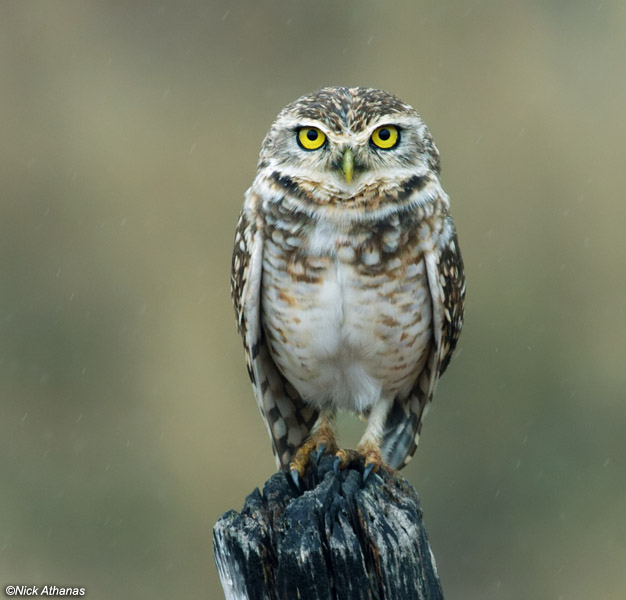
[[297, 127, 326, 150], [371, 125, 399, 149]]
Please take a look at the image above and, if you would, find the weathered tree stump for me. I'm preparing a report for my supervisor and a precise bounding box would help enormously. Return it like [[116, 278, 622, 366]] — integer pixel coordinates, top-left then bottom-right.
[[213, 455, 444, 600]]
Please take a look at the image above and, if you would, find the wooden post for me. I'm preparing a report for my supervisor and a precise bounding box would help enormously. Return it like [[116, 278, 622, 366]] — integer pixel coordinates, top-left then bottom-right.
[[213, 455, 444, 600]]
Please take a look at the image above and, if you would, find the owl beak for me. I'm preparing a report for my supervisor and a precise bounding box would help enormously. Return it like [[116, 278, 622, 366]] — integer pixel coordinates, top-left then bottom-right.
[[341, 148, 354, 184]]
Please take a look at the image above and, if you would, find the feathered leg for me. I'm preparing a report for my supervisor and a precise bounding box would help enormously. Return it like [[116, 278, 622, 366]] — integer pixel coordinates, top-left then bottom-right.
[[334, 397, 394, 481]]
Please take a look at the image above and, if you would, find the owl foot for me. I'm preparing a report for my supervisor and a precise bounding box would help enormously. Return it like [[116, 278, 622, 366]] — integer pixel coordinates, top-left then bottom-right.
[[360, 443, 390, 482], [332, 449, 362, 474], [289, 430, 338, 490], [362, 451, 384, 482], [332, 447, 389, 483]]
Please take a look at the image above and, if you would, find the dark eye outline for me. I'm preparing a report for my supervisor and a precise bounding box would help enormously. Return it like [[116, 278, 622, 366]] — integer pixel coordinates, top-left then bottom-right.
[[370, 125, 401, 150], [296, 127, 327, 151]]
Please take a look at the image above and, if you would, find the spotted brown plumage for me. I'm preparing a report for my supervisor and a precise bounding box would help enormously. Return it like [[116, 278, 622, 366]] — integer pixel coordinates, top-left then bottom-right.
[[231, 87, 465, 476]]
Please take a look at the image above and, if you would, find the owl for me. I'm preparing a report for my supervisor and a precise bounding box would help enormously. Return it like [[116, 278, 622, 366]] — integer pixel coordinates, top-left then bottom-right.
[[231, 87, 465, 485]]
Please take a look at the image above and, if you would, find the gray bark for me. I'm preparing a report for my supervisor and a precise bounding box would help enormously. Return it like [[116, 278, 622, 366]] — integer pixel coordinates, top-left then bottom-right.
[[213, 455, 444, 600]]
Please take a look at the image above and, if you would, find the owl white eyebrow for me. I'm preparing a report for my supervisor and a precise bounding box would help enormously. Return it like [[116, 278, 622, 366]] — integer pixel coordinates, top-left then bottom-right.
[[279, 116, 329, 132], [366, 115, 419, 133]]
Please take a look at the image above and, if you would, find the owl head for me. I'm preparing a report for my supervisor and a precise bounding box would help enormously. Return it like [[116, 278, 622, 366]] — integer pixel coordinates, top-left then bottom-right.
[[256, 87, 441, 209]]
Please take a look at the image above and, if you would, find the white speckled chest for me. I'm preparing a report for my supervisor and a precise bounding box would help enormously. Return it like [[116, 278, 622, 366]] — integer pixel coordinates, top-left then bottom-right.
[[261, 215, 433, 414]]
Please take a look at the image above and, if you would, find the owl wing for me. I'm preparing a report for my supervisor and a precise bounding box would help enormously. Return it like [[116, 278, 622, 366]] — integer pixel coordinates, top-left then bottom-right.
[[381, 217, 465, 469], [231, 205, 319, 470]]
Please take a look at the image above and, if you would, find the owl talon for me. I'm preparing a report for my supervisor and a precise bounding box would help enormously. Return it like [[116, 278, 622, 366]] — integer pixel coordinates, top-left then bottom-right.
[[315, 443, 327, 464], [360, 444, 385, 483], [333, 448, 363, 473], [362, 462, 378, 483], [289, 468, 301, 491]]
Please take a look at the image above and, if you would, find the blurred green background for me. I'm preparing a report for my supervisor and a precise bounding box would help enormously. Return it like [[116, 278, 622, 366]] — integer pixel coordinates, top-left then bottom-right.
[[1, 1, 625, 598]]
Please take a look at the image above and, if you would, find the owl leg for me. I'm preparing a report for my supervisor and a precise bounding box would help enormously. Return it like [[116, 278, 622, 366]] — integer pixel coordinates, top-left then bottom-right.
[[289, 412, 337, 487], [334, 398, 394, 482], [358, 398, 395, 480]]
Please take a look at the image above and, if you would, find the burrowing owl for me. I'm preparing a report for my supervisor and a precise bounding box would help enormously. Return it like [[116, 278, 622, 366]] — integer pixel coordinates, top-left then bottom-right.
[[231, 87, 464, 484]]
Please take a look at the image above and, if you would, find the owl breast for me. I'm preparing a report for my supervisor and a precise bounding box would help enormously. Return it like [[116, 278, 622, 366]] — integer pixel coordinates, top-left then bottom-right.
[[261, 218, 433, 413]]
